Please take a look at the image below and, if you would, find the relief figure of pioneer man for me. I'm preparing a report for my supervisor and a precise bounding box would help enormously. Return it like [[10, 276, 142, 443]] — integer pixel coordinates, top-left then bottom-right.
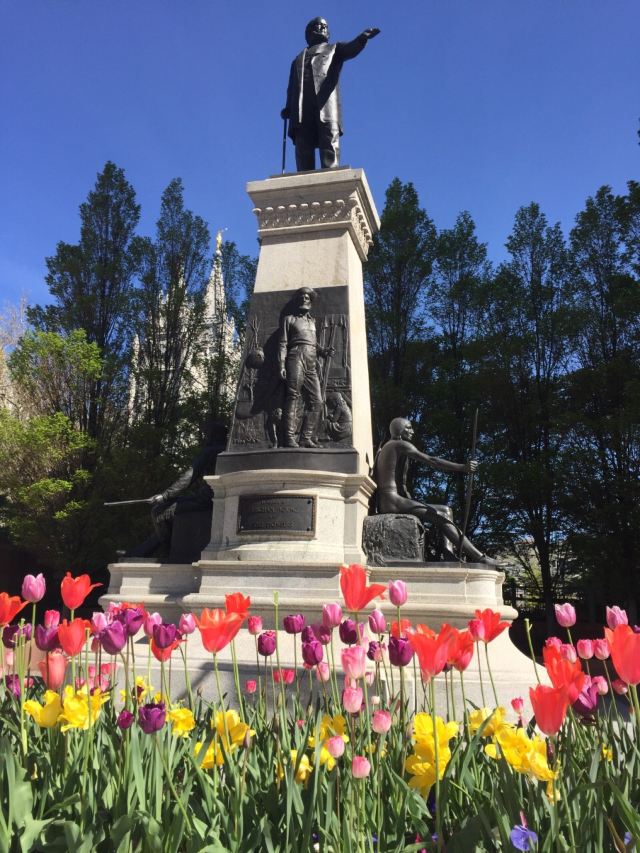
[[279, 287, 335, 447], [281, 18, 380, 171], [374, 418, 500, 566]]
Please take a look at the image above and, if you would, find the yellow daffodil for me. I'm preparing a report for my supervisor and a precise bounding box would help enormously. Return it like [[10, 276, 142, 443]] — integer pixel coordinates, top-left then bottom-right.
[[291, 749, 313, 784], [468, 707, 507, 737], [24, 690, 62, 728], [120, 676, 153, 705], [488, 725, 556, 782], [406, 713, 459, 796], [58, 686, 109, 732], [601, 745, 613, 762], [195, 739, 223, 769], [405, 754, 437, 797], [168, 707, 196, 737], [212, 709, 255, 753]]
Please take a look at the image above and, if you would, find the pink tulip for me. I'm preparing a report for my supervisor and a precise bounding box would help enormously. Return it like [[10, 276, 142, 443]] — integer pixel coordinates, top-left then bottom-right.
[[247, 615, 263, 635], [22, 573, 46, 603], [612, 679, 628, 695], [371, 710, 392, 734], [468, 618, 485, 642], [343, 686, 363, 714], [592, 676, 608, 696], [352, 756, 371, 778], [511, 696, 524, 717], [561, 643, 577, 663], [38, 652, 67, 690], [368, 609, 386, 635], [554, 603, 576, 628], [594, 638, 610, 660], [341, 645, 367, 680], [322, 603, 343, 629], [364, 670, 374, 686], [245, 679, 257, 694], [316, 662, 331, 683], [91, 612, 110, 634], [143, 612, 162, 638], [388, 580, 408, 607], [326, 736, 345, 759], [577, 639, 594, 660], [44, 610, 60, 629], [606, 606, 628, 630], [545, 636, 562, 650], [179, 613, 196, 635]]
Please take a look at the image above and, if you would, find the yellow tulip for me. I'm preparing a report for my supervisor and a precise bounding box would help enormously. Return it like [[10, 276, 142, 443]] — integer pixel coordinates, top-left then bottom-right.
[[168, 707, 196, 737]]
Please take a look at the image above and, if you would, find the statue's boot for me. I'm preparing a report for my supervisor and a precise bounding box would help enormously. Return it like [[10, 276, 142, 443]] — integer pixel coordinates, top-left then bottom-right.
[[444, 524, 501, 567], [299, 410, 321, 448], [282, 405, 299, 447]]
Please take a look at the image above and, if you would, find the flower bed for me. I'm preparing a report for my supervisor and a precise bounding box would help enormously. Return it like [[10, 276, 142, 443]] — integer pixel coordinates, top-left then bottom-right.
[[0, 568, 638, 851]]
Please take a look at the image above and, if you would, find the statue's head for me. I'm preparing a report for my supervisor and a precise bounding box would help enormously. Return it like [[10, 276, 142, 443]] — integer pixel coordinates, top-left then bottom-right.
[[305, 17, 329, 46], [295, 286, 316, 313], [389, 417, 413, 441]]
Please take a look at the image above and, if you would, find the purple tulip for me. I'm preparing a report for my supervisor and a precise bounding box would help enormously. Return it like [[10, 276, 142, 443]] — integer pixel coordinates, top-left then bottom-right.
[[4, 674, 21, 698], [21, 573, 46, 603], [117, 607, 145, 637], [3, 624, 31, 649], [339, 619, 363, 646], [368, 609, 386, 635], [257, 630, 277, 657], [388, 636, 413, 667], [554, 603, 576, 628], [283, 614, 305, 635], [117, 709, 135, 730], [91, 612, 110, 634], [302, 639, 323, 666], [388, 580, 408, 607], [311, 623, 332, 645], [367, 640, 385, 662], [573, 676, 601, 718], [101, 621, 127, 655], [35, 624, 59, 652], [143, 612, 162, 638], [153, 623, 179, 649], [138, 702, 166, 734]]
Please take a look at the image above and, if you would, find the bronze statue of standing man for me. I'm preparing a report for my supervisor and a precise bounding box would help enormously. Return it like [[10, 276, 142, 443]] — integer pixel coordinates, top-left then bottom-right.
[[281, 18, 380, 171]]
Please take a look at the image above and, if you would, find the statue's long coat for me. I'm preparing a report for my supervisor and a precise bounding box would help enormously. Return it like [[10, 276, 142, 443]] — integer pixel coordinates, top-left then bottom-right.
[[284, 35, 368, 140]]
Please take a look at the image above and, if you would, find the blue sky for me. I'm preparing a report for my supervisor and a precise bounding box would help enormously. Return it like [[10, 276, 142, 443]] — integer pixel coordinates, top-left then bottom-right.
[[1, 1, 638, 308]]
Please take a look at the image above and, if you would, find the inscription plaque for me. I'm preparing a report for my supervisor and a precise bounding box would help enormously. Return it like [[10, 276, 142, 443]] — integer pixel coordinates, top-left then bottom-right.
[[237, 494, 316, 536]]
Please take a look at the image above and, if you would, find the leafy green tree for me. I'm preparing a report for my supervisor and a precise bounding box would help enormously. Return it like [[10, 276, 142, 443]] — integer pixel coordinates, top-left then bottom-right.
[[562, 182, 640, 617], [27, 162, 140, 450], [8, 330, 102, 429], [364, 179, 437, 445]]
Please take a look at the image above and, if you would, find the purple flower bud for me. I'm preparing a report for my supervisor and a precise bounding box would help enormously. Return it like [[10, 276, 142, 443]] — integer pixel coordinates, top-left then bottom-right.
[[153, 623, 179, 649], [21, 573, 46, 603], [101, 621, 127, 655], [257, 630, 276, 657], [302, 639, 324, 666], [117, 709, 135, 730], [4, 674, 21, 697], [35, 624, 59, 652], [138, 702, 166, 734], [301, 626, 316, 643], [388, 636, 413, 667], [339, 619, 363, 646], [283, 614, 305, 635], [3, 624, 31, 649]]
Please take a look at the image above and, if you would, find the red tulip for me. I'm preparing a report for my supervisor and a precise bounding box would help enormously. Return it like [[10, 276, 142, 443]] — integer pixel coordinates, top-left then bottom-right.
[[529, 683, 569, 735], [0, 593, 28, 626], [471, 609, 510, 643], [57, 618, 90, 657], [447, 628, 475, 672], [339, 564, 386, 613], [150, 637, 181, 662], [390, 618, 412, 639], [607, 625, 640, 685], [196, 608, 244, 653], [408, 628, 449, 681], [60, 573, 101, 611], [543, 643, 586, 703], [225, 592, 251, 618]]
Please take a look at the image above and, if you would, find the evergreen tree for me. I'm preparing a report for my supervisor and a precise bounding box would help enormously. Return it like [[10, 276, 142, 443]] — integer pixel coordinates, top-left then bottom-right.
[[364, 179, 437, 445], [563, 183, 640, 617], [28, 162, 140, 451]]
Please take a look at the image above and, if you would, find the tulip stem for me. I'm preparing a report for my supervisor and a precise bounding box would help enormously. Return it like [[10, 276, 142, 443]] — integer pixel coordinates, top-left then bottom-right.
[[475, 641, 487, 707], [524, 619, 541, 684], [153, 733, 193, 833], [483, 643, 499, 707], [630, 685, 640, 743]]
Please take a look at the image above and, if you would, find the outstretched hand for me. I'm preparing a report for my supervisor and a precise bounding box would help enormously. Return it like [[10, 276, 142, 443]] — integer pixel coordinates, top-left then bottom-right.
[[363, 27, 381, 40], [466, 460, 478, 474]]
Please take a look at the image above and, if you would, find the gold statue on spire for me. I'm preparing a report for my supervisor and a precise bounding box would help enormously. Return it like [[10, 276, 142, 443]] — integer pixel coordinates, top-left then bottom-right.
[[216, 230, 223, 253]]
